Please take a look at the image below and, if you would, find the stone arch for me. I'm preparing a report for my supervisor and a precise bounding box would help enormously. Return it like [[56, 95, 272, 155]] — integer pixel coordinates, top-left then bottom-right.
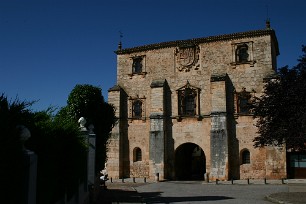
[[174, 142, 206, 180], [133, 147, 142, 162]]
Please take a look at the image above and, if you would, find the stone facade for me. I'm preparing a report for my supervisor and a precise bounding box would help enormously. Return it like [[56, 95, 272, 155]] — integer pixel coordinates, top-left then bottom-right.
[[107, 25, 287, 181]]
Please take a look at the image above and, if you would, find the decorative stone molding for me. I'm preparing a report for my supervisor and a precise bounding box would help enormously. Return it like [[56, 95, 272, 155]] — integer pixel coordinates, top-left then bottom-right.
[[175, 44, 200, 72], [234, 87, 256, 115], [128, 95, 146, 121], [230, 41, 256, 68]]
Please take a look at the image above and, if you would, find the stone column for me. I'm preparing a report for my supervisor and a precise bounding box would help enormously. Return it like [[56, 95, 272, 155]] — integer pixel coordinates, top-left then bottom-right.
[[22, 150, 37, 204], [149, 80, 165, 180], [18, 125, 37, 204], [78, 118, 96, 187], [210, 74, 229, 180], [87, 124, 96, 186]]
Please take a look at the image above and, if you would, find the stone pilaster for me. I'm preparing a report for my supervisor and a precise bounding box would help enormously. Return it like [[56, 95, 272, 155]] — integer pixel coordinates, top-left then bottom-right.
[[210, 75, 229, 180], [149, 80, 165, 180], [22, 150, 37, 204], [107, 85, 123, 178]]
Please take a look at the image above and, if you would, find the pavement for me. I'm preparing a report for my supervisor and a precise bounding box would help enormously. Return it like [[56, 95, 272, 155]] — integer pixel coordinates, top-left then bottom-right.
[[95, 178, 306, 204]]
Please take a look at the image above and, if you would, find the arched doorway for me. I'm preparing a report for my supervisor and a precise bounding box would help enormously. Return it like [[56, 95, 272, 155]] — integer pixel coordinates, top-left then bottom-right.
[[175, 143, 206, 180]]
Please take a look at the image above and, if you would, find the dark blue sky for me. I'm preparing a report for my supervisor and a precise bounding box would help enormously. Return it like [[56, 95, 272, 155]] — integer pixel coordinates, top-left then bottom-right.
[[1, 0, 305, 112]]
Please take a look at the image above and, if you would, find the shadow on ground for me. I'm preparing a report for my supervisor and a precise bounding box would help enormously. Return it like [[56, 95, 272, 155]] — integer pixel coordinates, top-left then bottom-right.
[[96, 188, 143, 203], [96, 187, 233, 203], [141, 193, 234, 203]]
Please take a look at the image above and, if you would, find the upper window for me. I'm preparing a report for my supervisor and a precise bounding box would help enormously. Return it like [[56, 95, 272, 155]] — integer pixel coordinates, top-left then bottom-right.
[[236, 44, 249, 63], [132, 57, 143, 73], [133, 100, 142, 118], [231, 42, 255, 67], [177, 81, 200, 117], [241, 149, 250, 164]]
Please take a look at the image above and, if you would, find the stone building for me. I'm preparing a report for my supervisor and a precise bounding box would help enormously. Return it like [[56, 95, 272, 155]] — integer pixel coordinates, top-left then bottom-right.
[[106, 22, 287, 181]]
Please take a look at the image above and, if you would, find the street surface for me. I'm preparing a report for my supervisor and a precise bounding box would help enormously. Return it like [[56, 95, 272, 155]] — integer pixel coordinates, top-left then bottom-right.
[[135, 181, 288, 203]]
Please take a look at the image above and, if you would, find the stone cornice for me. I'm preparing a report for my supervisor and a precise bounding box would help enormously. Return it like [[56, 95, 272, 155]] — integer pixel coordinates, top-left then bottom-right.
[[150, 79, 165, 88], [211, 74, 228, 82], [115, 29, 279, 55], [108, 84, 121, 92]]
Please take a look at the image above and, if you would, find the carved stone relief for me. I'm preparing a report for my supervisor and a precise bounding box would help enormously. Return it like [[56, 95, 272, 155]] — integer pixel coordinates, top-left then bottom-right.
[[175, 45, 200, 72]]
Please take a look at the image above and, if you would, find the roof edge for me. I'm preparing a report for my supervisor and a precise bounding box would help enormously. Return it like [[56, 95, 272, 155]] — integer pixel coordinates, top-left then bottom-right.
[[115, 29, 279, 55]]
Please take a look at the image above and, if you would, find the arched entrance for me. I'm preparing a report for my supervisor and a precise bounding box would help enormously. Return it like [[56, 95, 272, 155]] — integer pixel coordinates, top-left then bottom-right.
[[175, 143, 206, 180]]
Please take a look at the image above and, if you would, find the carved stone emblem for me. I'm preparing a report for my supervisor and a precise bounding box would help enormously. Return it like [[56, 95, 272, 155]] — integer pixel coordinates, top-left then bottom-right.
[[175, 45, 200, 72]]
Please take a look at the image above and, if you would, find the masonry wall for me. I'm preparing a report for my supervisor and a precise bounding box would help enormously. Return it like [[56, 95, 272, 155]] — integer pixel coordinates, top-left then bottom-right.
[[107, 32, 286, 180]]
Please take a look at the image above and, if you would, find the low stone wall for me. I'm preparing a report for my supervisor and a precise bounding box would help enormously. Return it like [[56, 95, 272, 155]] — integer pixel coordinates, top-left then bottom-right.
[[130, 161, 150, 178]]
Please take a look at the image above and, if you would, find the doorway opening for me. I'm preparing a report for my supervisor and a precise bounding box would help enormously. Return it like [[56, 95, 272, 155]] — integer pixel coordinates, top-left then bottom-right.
[[175, 143, 206, 180]]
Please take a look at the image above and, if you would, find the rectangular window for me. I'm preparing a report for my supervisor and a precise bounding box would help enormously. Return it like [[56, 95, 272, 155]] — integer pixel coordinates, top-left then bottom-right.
[[177, 81, 200, 117], [132, 57, 143, 73], [236, 87, 252, 114], [231, 41, 255, 67], [128, 96, 146, 121]]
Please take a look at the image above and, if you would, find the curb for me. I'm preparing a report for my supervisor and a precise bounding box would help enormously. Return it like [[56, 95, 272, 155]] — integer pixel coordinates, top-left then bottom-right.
[[266, 195, 291, 204]]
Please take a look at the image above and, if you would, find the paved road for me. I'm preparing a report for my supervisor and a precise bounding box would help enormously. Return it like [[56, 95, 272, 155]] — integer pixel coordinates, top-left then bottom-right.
[[97, 179, 306, 203], [135, 181, 288, 204]]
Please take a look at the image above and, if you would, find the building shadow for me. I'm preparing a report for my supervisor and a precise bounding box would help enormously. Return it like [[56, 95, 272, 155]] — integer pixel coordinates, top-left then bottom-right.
[[140, 192, 234, 203], [97, 187, 234, 203]]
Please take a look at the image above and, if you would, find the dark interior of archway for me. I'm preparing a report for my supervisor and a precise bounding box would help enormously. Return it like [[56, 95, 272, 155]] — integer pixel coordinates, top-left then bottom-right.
[[175, 143, 206, 180]]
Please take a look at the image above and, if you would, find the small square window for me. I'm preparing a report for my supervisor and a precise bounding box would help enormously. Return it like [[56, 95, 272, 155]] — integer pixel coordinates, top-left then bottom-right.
[[231, 42, 255, 67], [236, 44, 249, 63], [132, 57, 143, 73]]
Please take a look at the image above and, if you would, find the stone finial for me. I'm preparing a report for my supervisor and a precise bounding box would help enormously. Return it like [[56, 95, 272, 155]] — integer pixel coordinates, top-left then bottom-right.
[[17, 125, 31, 151], [266, 19, 271, 30], [88, 124, 94, 134], [118, 41, 122, 51], [118, 31, 123, 51], [78, 117, 87, 131]]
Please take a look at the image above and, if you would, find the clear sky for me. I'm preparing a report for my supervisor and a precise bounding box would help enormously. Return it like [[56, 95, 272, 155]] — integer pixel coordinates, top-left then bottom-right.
[[1, 0, 305, 112]]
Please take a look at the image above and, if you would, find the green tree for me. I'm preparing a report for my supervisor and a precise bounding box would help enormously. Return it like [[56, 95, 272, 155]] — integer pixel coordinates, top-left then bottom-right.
[[27, 109, 87, 203], [0, 94, 34, 204], [0, 93, 88, 204], [57, 84, 116, 172], [252, 45, 306, 151]]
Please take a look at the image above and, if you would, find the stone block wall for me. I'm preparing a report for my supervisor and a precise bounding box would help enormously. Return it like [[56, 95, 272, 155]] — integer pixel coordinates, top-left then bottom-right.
[[107, 29, 286, 180]]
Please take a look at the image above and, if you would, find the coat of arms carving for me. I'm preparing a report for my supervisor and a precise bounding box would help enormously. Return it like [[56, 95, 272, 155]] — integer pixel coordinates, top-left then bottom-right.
[[175, 44, 200, 72]]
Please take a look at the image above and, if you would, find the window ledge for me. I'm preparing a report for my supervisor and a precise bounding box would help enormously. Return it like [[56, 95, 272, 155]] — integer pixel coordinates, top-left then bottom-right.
[[231, 60, 256, 68], [128, 117, 146, 122], [128, 72, 147, 78], [174, 115, 203, 122], [234, 113, 253, 119]]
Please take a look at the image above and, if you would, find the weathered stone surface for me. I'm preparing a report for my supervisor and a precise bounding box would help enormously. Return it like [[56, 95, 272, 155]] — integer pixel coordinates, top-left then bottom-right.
[[107, 28, 286, 180]]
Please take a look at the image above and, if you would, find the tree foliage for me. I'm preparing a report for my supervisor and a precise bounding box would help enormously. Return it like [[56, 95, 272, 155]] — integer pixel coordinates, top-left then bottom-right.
[[252, 45, 306, 151], [0, 94, 34, 204], [27, 110, 87, 203], [57, 84, 116, 172], [0, 94, 87, 204]]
